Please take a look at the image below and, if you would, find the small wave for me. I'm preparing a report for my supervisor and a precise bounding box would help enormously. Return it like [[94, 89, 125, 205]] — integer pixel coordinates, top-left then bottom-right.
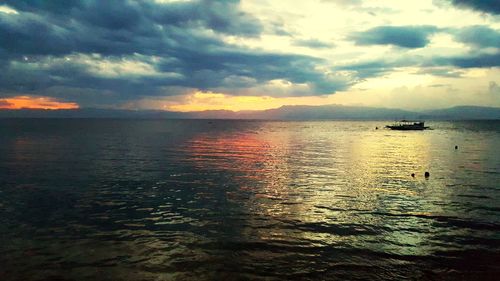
[[364, 212, 500, 232]]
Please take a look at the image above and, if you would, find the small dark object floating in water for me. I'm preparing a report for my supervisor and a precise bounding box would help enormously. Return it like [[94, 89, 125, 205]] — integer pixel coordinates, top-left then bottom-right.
[[425, 171, 430, 178], [385, 120, 430, 130], [411, 173, 415, 177], [455, 145, 458, 149]]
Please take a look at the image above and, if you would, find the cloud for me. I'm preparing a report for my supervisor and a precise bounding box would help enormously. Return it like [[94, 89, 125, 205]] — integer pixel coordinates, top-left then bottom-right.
[[455, 26, 500, 48], [338, 61, 395, 79], [0, 100, 13, 108], [414, 67, 465, 78], [1, 1, 499, 110], [336, 24, 500, 80], [2, 0, 263, 37], [349, 25, 439, 48], [449, 53, 500, 68], [336, 51, 500, 82], [336, 57, 418, 80], [333, 53, 476, 82], [428, 84, 451, 88], [447, 0, 500, 15], [321, 0, 363, 7], [0, 46, 345, 102], [490, 81, 500, 94], [0, 0, 262, 57], [0, 5, 18, 14], [0, 0, 350, 106], [0, 96, 79, 109], [293, 39, 334, 49]]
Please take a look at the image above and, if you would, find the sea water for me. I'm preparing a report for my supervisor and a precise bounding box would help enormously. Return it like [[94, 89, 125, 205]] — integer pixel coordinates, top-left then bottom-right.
[[0, 119, 499, 280]]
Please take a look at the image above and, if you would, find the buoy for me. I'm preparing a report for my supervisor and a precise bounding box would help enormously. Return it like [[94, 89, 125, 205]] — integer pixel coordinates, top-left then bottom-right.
[[411, 173, 415, 177], [424, 172, 430, 178], [455, 145, 458, 149], [375, 127, 378, 130]]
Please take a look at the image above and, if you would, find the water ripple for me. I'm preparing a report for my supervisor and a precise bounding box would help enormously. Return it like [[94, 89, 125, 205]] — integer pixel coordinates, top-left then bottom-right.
[[0, 120, 499, 280]]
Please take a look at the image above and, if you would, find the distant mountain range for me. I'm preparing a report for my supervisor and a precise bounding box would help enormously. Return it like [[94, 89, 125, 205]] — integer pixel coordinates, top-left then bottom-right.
[[0, 105, 499, 120]]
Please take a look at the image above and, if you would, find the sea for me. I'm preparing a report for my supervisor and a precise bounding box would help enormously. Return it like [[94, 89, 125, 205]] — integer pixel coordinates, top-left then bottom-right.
[[0, 119, 499, 281]]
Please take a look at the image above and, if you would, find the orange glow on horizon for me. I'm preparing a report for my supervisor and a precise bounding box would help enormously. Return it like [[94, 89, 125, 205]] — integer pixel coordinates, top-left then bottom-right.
[[0, 96, 79, 110]]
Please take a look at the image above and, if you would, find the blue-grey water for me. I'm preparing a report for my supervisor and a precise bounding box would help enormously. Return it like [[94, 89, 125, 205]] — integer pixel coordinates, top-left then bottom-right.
[[0, 119, 499, 281]]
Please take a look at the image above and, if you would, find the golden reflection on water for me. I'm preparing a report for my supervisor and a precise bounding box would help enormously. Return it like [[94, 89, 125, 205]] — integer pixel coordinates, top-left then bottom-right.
[[181, 124, 500, 255], [349, 132, 431, 191], [181, 123, 470, 255]]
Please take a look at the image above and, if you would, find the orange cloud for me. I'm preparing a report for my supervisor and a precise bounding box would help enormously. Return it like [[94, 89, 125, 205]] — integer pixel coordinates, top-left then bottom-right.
[[0, 96, 79, 110]]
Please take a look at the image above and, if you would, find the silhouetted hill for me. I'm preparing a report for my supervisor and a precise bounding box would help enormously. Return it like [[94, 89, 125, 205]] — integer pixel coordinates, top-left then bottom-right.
[[0, 105, 498, 120], [421, 106, 500, 120], [0, 108, 188, 119], [245, 105, 417, 120]]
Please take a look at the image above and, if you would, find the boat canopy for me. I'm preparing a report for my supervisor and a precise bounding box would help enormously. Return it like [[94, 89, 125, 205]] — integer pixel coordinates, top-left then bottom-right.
[[399, 120, 422, 123]]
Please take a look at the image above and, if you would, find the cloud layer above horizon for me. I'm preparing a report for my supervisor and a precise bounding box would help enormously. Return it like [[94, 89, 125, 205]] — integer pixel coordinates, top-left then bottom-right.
[[0, 0, 499, 110]]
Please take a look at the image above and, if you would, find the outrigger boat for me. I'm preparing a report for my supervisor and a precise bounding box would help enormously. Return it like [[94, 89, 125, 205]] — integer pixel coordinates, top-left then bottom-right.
[[385, 120, 429, 130]]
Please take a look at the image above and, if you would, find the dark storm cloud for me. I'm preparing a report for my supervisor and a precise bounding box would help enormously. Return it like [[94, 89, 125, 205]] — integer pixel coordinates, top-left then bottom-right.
[[349, 26, 439, 48], [2, 0, 262, 36], [0, 0, 349, 104], [448, 0, 500, 14], [158, 50, 325, 89], [150, 0, 262, 36], [0, 46, 342, 100], [448, 53, 500, 68], [0, 0, 261, 57]]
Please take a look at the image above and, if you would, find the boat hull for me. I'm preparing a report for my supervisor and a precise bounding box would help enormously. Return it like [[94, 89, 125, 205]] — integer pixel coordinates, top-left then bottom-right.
[[385, 125, 429, 130]]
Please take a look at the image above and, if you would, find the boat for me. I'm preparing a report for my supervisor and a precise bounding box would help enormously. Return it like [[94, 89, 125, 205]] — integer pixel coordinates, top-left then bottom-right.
[[385, 120, 429, 130]]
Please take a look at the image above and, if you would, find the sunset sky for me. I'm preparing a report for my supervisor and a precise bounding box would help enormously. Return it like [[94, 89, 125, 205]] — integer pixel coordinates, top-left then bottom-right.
[[0, 0, 499, 111]]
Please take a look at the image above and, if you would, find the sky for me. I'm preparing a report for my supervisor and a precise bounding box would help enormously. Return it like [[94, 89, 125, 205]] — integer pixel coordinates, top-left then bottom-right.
[[0, 0, 499, 111]]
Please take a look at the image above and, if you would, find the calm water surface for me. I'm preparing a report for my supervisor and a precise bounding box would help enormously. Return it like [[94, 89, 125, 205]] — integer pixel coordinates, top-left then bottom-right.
[[0, 119, 499, 280]]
